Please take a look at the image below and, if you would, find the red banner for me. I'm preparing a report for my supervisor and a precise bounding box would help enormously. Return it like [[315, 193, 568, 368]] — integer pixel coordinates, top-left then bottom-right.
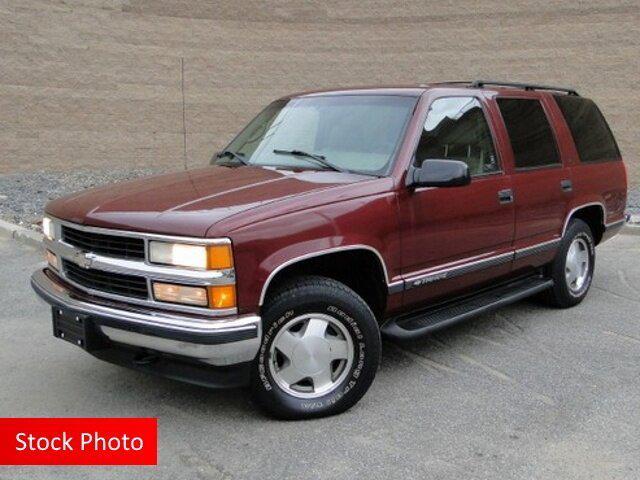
[[0, 418, 157, 465]]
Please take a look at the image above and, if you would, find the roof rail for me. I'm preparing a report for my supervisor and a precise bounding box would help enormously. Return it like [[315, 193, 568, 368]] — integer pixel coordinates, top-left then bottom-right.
[[470, 80, 579, 96]]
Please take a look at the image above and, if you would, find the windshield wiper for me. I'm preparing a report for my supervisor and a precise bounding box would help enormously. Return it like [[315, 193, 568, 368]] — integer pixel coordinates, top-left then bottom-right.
[[216, 150, 249, 166], [273, 149, 347, 173]]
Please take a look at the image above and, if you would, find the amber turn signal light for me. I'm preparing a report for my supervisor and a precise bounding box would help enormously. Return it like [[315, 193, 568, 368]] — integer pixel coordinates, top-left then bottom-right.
[[207, 244, 234, 270], [208, 285, 236, 309]]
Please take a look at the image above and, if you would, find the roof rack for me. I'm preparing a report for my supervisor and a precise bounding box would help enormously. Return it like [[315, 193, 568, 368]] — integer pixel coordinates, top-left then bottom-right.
[[470, 80, 579, 96]]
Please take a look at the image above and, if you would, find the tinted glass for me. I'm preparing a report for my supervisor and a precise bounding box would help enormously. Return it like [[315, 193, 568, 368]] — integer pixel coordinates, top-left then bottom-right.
[[221, 95, 417, 176], [415, 97, 499, 175], [497, 98, 560, 169], [554, 95, 620, 163]]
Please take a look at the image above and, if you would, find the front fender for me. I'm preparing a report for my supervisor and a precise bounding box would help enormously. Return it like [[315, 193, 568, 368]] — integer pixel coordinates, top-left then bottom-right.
[[228, 194, 400, 313]]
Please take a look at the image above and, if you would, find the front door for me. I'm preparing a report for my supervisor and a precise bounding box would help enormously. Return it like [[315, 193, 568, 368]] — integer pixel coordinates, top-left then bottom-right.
[[398, 94, 515, 309]]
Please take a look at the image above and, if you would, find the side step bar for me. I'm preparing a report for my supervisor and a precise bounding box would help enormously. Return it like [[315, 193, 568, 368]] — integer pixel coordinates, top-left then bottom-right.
[[382, 276, 554, 341]]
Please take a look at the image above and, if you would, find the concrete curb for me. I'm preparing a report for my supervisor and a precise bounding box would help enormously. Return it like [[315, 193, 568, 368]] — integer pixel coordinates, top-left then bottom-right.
[[624, 214, 640, 235], [622, 224, 640, 235], [0, 219, 43, 248]]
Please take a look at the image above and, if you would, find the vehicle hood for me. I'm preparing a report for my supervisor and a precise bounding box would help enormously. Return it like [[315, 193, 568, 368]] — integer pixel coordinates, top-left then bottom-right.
[[46, 166, 380, 237]]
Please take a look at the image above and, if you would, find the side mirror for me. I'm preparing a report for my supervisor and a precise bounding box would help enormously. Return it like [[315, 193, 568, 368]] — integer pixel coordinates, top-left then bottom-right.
[[406, 159, 471, 188]]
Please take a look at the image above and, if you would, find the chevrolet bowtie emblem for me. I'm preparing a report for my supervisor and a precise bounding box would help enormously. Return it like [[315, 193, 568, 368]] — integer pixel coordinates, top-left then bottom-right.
[[72, 251, 97, 269]]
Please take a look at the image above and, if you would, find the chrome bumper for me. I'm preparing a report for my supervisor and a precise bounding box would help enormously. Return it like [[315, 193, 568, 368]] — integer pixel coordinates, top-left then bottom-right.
[[30, 268, 261, 366]]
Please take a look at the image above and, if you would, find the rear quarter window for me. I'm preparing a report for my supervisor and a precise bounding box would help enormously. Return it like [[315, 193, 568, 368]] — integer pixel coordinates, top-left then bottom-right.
[[554, 95, 620, 163], [497, 98, 560, 169]]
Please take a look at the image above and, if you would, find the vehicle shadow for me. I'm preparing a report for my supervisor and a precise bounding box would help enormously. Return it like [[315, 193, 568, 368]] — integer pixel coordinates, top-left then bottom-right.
[[379, 297, 552, 371], [99, 297, 552, 420]]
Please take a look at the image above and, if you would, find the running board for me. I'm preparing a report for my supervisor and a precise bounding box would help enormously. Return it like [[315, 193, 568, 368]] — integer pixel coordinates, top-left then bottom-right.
[[382, 276, 554, 341]]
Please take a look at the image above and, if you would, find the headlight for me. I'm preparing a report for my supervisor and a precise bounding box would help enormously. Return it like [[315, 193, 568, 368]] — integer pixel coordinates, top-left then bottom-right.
[[42, 216, 55, 241], [148, 241, 233, 270]]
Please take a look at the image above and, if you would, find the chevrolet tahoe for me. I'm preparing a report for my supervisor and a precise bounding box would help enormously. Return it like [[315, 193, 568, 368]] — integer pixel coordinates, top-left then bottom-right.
[[31, 80, 628, 419]]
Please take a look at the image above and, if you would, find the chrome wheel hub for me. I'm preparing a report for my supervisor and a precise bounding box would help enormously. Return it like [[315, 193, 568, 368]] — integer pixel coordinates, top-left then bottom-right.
[[565, 237, 590, 294], [269, 313, 354, 399]]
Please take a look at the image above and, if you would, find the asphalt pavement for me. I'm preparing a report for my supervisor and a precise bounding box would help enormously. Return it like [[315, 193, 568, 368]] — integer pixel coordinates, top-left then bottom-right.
[[1, 232, 639, 480]]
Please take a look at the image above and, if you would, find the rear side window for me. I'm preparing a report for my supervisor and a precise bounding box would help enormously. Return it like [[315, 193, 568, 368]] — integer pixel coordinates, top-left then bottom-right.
[[554, 95, 620, 163], [497, 98, 560, 169]]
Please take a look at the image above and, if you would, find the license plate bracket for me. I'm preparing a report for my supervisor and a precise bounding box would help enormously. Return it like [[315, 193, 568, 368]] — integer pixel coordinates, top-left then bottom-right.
[[52, 307, 103, 350]]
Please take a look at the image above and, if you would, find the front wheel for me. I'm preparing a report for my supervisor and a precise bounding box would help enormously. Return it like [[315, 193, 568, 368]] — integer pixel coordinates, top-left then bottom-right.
[[251, 276, 381, 419], [543, 218, 595, 308]]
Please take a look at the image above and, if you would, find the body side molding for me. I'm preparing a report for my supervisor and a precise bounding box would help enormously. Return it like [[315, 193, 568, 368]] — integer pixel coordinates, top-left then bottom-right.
[[403, 251, 514, 291], [402, 237, 564, 291], [514, 238, 561, 260]]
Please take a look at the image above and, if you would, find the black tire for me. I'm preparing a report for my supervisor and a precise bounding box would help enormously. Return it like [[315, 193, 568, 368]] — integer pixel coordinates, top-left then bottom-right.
[[543, 218, 595, 308], [251, 276, 381, 419]]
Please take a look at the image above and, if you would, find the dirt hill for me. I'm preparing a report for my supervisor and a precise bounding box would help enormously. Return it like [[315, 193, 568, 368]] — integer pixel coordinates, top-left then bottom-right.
[[0, 0, 637, 186]]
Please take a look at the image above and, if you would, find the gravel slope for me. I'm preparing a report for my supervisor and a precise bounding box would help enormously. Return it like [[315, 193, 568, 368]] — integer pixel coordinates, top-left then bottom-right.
[[1, 169, 638, 231], [0, 169, 167, 230]]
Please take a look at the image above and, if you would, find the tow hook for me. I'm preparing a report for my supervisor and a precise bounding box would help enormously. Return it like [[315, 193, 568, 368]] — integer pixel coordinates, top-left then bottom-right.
[[133, 352, 159, 366]]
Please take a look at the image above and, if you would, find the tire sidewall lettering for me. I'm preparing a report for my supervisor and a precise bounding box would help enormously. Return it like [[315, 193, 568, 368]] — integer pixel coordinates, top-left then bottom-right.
[[258, 309, 295, 391], [257, 303, 368, 411]]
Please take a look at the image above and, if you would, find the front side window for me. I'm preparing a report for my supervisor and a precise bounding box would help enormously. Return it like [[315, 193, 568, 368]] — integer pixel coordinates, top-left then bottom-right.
[[497, 98, 560, 169], [554, 95, 620, 163], [414, 97, 499, 176], [219, 95, 418, 176]]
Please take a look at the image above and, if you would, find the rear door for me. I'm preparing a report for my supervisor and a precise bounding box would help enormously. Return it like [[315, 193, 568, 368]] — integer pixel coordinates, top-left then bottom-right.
[[494, 95, 571, 270], [398, 93, 515, 308]]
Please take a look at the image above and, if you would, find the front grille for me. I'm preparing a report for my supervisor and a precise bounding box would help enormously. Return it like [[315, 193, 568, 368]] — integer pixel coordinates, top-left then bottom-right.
[[63, 260, 149, 299], [62, 225, 145, 260]]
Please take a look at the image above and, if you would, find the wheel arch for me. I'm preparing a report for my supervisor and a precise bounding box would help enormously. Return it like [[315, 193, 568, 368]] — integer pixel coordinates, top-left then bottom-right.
[[562, 202, 606, 244], [259, 245, 392, 321]]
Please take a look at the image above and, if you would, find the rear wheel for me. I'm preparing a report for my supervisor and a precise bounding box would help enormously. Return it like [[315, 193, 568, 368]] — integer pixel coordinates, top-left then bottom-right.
[[251, 276, 381, 419], [543, 218, 595, 308]]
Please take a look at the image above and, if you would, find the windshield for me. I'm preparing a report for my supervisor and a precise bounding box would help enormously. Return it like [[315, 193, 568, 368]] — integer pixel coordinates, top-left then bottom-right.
[[218, 95, 417, 176]]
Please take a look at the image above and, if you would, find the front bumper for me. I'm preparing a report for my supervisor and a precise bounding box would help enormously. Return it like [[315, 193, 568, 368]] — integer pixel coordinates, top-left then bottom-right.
[[31, 268, 262, 369]]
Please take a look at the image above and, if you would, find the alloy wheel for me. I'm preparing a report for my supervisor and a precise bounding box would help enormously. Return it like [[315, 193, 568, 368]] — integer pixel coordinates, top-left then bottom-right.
[[268, 313, 354, 399], [565, 237, 590, 295]]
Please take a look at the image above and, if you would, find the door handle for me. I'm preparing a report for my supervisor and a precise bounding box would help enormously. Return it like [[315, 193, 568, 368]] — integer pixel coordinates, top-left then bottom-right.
[[561, 179, 573, 192], [498, 189, 514, 204]]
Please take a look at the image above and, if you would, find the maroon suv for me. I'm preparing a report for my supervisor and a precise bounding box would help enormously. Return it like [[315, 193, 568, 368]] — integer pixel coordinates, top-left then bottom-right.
[[31, 81, 627, 419]]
